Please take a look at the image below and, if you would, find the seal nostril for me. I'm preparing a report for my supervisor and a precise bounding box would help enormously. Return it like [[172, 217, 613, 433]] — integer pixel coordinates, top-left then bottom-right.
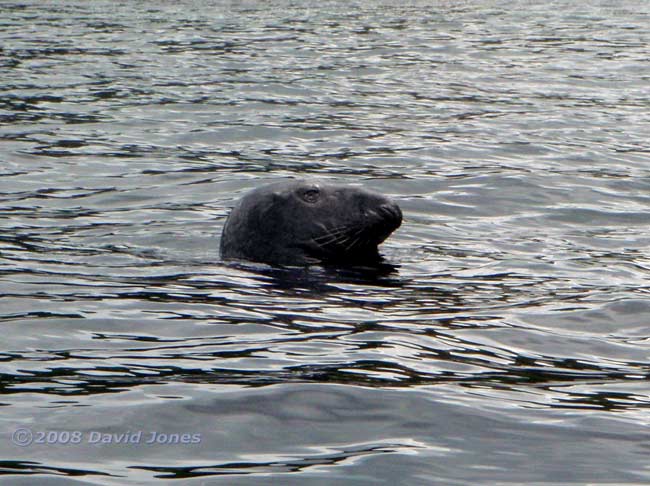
[[378, 203, 402, 226]]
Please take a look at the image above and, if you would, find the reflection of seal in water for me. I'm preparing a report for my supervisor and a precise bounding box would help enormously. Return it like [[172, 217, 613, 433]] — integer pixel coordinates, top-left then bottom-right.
[[220, 180, 402, 266]]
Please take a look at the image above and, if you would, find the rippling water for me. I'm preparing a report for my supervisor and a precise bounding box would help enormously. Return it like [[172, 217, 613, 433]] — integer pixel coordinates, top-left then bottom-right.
[[2, 1, 650, 484]]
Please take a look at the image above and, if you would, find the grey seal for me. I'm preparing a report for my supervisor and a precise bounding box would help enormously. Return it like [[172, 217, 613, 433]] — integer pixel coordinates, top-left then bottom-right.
[[220, 180, 402, 266]]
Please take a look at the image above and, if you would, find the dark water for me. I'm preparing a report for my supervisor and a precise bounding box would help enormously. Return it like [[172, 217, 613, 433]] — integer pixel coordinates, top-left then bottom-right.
[[2, 1, 650, 484]]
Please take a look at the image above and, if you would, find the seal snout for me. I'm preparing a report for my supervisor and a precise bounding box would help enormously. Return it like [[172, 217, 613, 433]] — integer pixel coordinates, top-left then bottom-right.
[[377, 201, 402, 230]]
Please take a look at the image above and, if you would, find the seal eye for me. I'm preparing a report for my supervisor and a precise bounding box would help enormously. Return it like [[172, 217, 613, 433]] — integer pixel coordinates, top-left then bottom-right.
[[301, 188, 320, 204]]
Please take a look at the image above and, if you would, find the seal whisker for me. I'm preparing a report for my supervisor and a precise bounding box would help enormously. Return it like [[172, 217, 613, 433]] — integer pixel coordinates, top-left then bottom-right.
[[312, 230, 347, 245], [343, 227, 366, 251], [314, 225, 350, 241], [312, 233, 347, 247], [312, 225, 356, 246], [317, 233, 353, 248]]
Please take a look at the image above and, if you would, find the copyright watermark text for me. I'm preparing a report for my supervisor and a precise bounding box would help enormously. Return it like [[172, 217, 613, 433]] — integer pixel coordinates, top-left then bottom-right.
[[11, 428, 201, 447]]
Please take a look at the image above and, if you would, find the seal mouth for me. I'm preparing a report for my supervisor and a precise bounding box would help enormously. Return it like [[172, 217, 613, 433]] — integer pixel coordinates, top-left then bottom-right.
[[304, 201, 402, 263]]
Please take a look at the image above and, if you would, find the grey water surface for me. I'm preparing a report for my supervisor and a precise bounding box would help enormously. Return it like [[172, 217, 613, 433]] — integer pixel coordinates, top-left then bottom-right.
[[1, 1, 650, 484]]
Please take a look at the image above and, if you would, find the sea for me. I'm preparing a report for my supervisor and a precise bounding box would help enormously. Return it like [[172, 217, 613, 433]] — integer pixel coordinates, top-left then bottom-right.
[[1, 1, 649, 484]]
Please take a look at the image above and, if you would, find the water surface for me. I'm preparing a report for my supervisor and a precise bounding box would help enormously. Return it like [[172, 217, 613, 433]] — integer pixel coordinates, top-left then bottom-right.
[[1, 1, 650, 484]]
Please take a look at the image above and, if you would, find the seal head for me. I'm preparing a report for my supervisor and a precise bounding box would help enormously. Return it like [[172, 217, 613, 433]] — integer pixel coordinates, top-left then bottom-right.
[[220, 180, 402, 266]]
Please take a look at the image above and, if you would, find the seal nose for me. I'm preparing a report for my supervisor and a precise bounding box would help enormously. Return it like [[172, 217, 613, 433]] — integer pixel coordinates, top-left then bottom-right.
[[378, 201, 402, 229]]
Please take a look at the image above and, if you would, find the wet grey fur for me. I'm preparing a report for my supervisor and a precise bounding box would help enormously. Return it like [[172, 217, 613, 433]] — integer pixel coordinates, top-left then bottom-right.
[[220, 180, 402, 266]]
